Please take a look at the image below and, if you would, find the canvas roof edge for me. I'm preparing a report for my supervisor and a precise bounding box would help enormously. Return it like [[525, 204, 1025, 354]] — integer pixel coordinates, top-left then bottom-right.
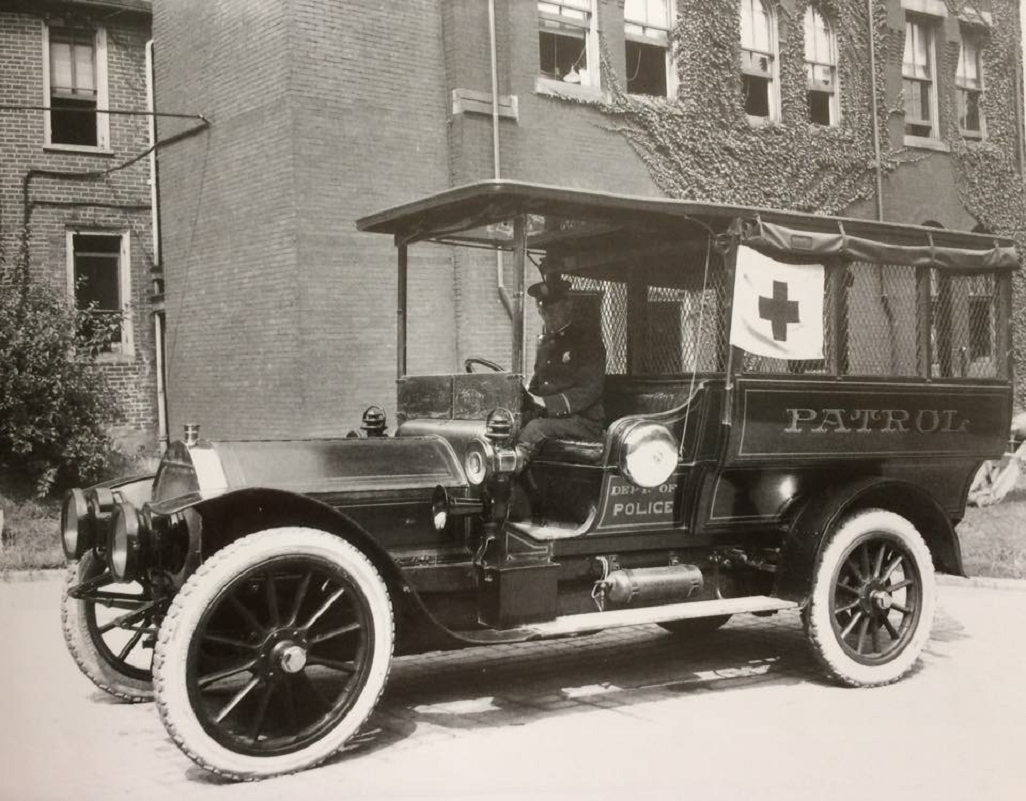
[[356, 180, 1019, 271]]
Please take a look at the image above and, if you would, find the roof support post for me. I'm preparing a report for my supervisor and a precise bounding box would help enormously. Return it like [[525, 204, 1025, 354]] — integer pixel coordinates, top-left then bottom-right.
[[512, 215, 527, 375], [397, 241, 408, 380], [916, 266, 932, 378]]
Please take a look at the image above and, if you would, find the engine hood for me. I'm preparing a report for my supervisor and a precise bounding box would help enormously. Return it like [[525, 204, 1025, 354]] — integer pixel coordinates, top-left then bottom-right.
[[151, 436, 467, 510]]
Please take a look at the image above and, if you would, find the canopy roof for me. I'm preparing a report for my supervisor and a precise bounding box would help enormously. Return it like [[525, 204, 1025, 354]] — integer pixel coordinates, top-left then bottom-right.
[[357, 180, 1018, 273]]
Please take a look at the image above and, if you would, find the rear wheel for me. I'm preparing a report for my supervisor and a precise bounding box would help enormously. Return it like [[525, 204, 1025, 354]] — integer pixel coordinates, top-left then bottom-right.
[[804, 509, 935, 687], [61, 550, 156, 702], [153, 528, 393, 780], [658, 615, 731, 637]]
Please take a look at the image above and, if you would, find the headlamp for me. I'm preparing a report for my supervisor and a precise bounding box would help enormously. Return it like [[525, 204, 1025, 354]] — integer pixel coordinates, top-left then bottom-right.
[[464, 439, 495, 486], [60, 489, 91, 560], [619, 421, 678, 488], [108, 502, 143, 582]]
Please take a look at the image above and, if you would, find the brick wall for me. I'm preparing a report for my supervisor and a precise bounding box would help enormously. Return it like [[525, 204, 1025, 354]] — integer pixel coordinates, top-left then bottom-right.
[[0, 4, 158, 452], [153, 0, 1024, 440]]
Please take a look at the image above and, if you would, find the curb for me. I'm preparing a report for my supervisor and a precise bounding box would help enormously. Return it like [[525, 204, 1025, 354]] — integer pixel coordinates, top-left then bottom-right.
[[937, 574, 1026, 592], [0, 567, 64, 583]]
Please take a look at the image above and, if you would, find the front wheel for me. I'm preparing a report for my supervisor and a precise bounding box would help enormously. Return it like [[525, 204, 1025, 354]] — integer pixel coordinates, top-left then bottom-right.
[[61, 550, 156, 702], [804, 509, 935, 687], [153, 528, 394, 780]]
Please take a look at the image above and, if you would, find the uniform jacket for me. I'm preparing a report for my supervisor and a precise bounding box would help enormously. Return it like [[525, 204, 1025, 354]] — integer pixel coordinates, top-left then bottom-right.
[[528, 321, 606, 422]]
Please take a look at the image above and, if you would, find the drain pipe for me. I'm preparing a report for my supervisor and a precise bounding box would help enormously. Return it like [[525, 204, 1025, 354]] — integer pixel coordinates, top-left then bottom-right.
[[867, 0, 884, 221], [146, 39, 168, 451], [866, 0, 885, 221], [489, 0, 515, 321]]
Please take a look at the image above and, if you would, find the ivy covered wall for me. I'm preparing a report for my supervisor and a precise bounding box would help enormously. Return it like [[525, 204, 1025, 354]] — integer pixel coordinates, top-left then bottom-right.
[[590, 0, 1026, 402]]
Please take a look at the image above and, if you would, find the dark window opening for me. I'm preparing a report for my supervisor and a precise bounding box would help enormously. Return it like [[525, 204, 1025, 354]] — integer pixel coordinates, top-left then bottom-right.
[[51, 96, 97, 146], [626, 41, 667, 96], [539, 30, 586, 82], [969, 297, 992, 360], [73, 234, 122, 350], [743, 75, 770, 117], [959, 90, 981, 135], [644, 300, 682, 373], [808, 90, 831, 125]]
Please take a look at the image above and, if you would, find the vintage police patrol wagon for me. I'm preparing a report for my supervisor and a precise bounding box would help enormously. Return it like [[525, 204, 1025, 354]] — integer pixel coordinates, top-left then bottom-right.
[[60, 181, 1017, 779]]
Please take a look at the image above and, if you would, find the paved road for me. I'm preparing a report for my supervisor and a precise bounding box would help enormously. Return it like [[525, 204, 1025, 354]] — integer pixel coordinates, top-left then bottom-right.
[[1, 573, 1024, 801]]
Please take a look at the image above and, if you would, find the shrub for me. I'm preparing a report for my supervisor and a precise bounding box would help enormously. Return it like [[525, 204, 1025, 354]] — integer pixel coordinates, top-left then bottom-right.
[[0, 263, 120, 496]]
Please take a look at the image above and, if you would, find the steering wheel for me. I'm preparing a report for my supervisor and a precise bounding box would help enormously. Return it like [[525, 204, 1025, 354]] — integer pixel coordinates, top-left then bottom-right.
[[464, 357, 505, 373]]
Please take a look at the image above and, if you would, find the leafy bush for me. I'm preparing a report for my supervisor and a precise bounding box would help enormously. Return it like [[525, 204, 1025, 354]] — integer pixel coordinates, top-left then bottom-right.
[[0, 264, 120, 496]]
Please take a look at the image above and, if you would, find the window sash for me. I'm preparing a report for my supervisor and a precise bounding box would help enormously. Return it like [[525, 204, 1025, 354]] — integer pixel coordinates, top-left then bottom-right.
[[49, 26, 97, 97], [956, 34, 981, 90], [741, 48, 773, 78], [804, 8, 836, 67], [740, 0, 773, 53], [902, 21, 932, 81], [903, 78, 933, 126]]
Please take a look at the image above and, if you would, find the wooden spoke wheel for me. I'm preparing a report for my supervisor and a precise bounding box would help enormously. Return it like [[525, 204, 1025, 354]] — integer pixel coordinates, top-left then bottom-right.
[[61, 550, 157, 702], [153, 529, 393, 780], [804, 509, 935, 687]]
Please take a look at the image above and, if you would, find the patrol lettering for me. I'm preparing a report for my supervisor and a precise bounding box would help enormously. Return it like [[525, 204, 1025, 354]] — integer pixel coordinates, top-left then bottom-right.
[[784, 408, 970, 434]]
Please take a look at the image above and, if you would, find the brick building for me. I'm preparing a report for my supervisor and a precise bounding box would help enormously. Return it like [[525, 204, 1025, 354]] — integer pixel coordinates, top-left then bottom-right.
[[151, 0, 1026, 441], [0, 0, 161, 451]]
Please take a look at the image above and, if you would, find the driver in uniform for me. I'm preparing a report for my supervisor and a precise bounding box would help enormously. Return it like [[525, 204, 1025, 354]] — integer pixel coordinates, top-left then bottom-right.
[[516, 276, 606, 466]]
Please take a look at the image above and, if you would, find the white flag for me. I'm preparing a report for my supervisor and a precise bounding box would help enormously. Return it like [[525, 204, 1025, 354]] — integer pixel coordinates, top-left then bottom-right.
[[729, 246, 824, 360]]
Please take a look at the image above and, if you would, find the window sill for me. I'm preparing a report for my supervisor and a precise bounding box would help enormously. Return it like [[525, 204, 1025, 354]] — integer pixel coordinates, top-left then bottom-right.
[[903, 135, 950, 153], [44, 144, 113, 156], [92, 347, 136, 364], [534, 77, 606, 103], [959, 131, 986, 143], [746, 115, 781, 128]]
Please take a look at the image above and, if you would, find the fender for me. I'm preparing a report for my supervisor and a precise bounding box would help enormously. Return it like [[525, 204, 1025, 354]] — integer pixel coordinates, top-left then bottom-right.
[[774, 476, 965, 604], [152, 487, 508, 653]]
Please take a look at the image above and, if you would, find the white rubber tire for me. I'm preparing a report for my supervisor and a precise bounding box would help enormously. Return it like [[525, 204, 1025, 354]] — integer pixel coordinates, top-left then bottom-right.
[[805, 509, 936, 688], [153, 528, 394, 781], [61, 551, 154, 702]]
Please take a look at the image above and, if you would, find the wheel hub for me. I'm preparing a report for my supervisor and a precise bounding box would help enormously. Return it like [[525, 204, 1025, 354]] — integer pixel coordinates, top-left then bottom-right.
[[870, 589, 893, 611], [272, 641, 307, 674]]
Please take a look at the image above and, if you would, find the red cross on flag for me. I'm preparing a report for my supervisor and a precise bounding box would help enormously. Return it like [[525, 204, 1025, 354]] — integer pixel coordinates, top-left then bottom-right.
[[729, 245, 825, 360]]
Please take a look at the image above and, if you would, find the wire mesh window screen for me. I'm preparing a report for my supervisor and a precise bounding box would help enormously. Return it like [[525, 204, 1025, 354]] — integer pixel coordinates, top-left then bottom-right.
[[645, 274, 727, 374], [569, 271, 727, 375], [842, 262, 919, 376], [932, 271, 997, 378], [569, 277, 629, 373]]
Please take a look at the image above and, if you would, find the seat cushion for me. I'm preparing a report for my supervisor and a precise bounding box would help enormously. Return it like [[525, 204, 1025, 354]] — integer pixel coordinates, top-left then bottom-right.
[[535, 438, 604, 465]]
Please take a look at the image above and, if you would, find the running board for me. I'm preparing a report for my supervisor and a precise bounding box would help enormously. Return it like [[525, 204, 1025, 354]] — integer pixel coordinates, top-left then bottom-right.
[[525, 596, 798, 638], [448, 596, 799, 645]]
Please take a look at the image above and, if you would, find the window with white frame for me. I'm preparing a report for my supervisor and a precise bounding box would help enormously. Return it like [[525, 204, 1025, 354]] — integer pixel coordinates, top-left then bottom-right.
[[68, 232, 132, 356], [538, 0, 598, 87], [956, 28, 984, 138], [739, 0, 778, 121], [45, 19, 108, 149], [804, 6, 839, 125], [624, 0, 675, 97], [902, 17, 938, 139]]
